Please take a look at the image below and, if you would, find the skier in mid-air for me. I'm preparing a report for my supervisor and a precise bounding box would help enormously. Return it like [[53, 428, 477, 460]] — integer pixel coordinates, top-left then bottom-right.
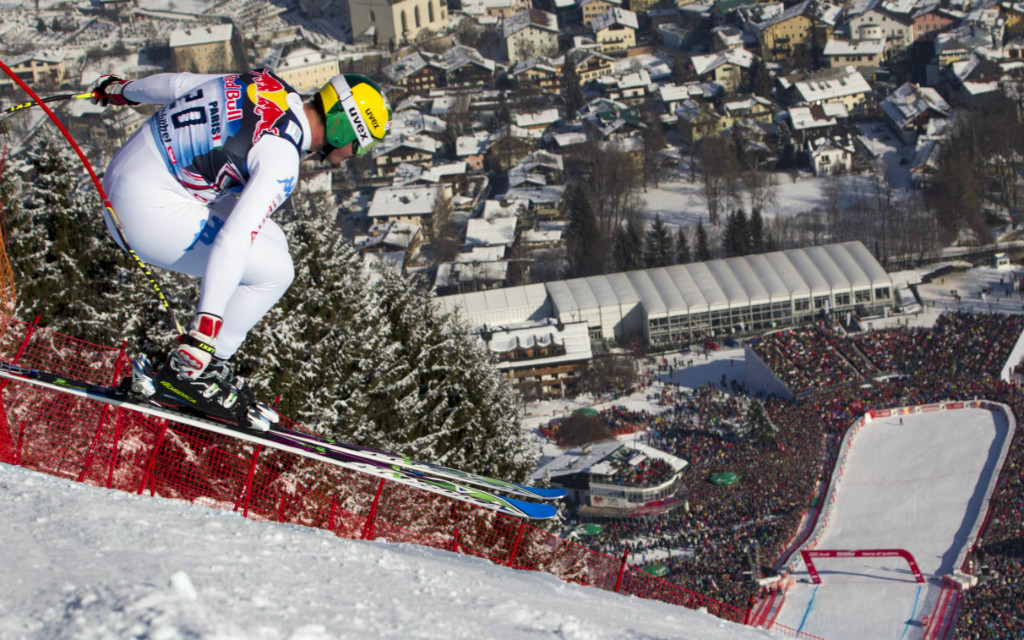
[[88, 69, 392, 430]]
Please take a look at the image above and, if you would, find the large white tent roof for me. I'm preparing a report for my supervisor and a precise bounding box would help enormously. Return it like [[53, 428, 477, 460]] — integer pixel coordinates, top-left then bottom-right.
[[436, 242, 891, 328]]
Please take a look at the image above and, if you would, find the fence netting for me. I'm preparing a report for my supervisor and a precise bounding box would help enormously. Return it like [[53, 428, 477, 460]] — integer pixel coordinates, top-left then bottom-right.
[[0, 316, 821, 639]]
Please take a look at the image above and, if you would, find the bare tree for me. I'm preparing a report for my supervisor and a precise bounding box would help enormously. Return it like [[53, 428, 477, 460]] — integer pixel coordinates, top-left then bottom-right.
[[694, 137, 737, 225], [739, 169, 778, 215]]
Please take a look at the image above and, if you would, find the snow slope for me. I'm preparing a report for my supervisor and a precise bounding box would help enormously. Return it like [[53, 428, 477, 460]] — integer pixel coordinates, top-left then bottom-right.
[[775, 408, 1011, 640], [0, 463, 783, 640]]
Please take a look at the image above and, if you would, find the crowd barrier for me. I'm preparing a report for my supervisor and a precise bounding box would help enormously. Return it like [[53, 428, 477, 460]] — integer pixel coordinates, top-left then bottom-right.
[[0, 314, 825, 639]]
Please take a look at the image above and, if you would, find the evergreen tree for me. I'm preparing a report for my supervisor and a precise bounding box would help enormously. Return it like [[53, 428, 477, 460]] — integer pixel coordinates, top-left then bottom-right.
[[644, 214, 673, 267], [561, 57, 585, 119], [6, 133, 140, 346], [747, 400, 778, 443], [564, 182, 604, 278], [748, 57, 773, 97], [723, 208, 749, 257], [613, 216, 645, 272], [695, 221, 711, 262], [675, 227, 691, 264], [749, 207, 766, 254]]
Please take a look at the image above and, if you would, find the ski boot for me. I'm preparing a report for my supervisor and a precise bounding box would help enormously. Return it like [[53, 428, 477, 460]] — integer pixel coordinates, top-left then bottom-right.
[[129, 353, 279, 432]]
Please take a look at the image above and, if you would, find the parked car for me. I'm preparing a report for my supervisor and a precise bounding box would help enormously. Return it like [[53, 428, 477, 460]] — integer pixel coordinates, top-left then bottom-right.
[[723, 338, 740, 348], [704, 341, 719, 351]]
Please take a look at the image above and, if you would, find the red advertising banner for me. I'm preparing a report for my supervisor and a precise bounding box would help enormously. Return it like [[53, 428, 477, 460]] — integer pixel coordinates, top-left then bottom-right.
[[800, 549, 925, 585]]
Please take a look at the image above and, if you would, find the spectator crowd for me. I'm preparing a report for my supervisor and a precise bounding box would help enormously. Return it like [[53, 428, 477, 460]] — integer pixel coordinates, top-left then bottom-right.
[[569, 312, 1023, 637]]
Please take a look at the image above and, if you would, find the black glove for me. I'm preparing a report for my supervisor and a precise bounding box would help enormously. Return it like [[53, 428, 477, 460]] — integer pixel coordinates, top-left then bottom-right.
[[88, 74, 138, 107]]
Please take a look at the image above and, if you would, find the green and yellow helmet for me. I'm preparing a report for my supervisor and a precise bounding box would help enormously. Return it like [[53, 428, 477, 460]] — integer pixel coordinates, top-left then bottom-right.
[[314, 74, 392, 157]]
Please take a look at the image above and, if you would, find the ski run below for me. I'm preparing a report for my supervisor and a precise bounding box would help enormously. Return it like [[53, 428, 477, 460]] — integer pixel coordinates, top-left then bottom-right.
[[775, 407, 1009, 640], [0, 462, 782, 640]]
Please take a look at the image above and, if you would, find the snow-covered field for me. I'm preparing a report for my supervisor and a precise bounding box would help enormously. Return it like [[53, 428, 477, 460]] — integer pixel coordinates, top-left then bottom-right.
[[0, 462, 784, 640], [774, 408, 1011, 640]]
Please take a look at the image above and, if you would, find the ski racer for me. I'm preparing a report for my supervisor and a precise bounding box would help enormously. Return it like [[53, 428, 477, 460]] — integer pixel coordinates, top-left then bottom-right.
[[89, 69, 392, 430]]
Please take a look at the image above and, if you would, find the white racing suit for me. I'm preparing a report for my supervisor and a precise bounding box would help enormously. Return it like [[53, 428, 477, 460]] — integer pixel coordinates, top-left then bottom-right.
[[102, 69, 309, 358]]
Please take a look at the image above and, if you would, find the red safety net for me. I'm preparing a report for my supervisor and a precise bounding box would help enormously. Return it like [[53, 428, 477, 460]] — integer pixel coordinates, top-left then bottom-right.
[[0, 315, 823, 639]]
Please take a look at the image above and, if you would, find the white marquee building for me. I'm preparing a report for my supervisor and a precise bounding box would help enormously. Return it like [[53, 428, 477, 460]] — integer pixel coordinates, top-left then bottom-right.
[[436, 241, 894, 348]]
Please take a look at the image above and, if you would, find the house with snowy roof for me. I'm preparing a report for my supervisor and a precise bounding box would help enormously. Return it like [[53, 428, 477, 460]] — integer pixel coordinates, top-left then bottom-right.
[[437, 44, 500, 89], [169, 24, 245, 73], [569, 49, 617, 85], [477, 319, 594, 398], [456, 131, 492, 171], [722, 95, 774, 123], [691, 48, 756, 93], [592, 7, 639, 53], [274, 47, 341, 93], [846, 0, 945, 55], [369, 133, 440, 178], [514, 107, 562, 132], [581, 0, 623, 29], [822, 37, 886, 68], [367, 184, 445, 225], [383, 51, 444, 97], [509, 57, 562, 93], [786, 103, 848, 143], [485, 125, 537, 171], [780, 66, 872, 110], [944, 54, 1002, 105], [596, 69, 651, 104], [355, 222, 423, 260], [503, 9, 560, 64], [753, 0, 833, 62], [806, 134, 855, 175], [676, 100, 732, 145], [880, 82, 950, 143]]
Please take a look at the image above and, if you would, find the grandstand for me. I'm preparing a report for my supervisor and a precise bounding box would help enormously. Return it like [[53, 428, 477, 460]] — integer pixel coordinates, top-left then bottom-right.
[[436, 241, 894, 349]]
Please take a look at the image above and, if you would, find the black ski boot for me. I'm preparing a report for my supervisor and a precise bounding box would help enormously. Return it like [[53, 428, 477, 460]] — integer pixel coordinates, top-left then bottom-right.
[[130, 354, 278, 432]]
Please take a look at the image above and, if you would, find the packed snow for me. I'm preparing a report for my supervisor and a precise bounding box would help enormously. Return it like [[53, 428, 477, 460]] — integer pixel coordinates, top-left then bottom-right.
[[774, 408, 1011, 640], [0, 462, 784, 640]]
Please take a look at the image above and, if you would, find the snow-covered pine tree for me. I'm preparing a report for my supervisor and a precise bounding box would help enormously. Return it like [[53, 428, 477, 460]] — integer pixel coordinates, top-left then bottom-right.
[[5, 132, 132, 347], [350, 265, 536, 481]]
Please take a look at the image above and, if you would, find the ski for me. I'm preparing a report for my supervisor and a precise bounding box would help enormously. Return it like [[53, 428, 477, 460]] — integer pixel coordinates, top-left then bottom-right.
[[271, 426, 566, 502], [0, 362, 557, 519]]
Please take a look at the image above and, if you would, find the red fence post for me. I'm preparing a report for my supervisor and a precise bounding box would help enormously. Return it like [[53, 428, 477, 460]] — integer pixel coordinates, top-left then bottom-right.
[[361, 478, 386, 540], [233, 445, 264, 515], [136, 422, 168, 495], [105, 410, 127, 489], [507, 520, 528, 568], [276, 492, 289, 522], [614, 547, 630, 593], [451, 527, 460, 553], [326, 496, 339, 534], [743, 594, 755, 625]]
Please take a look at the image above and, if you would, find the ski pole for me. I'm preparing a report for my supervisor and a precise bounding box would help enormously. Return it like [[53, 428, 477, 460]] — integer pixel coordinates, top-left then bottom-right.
[[0, 62, 185, 335], [0, 92, 93, 134]]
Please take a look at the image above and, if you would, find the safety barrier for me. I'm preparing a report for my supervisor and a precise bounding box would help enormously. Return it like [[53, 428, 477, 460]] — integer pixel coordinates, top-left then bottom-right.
[[0, 314, 825, 640]]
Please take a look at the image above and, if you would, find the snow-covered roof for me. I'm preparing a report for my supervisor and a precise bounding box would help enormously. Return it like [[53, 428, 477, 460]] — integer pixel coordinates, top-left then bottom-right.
[[792, 67, 872, 103], [592, 7, 639, 32], [691, 47, 755, 75], [787, 103, 848, 130], [437, 241, 892, 327], [514, 108, 561, 129], [879, 82, 950, 129], [169, 24, 234, 47], [503, 9, 559, 37], [465, 216, 518, 247], [822, 37, 886, 57], [456, 131, 491, 157], [367, 185, 442, 219]]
